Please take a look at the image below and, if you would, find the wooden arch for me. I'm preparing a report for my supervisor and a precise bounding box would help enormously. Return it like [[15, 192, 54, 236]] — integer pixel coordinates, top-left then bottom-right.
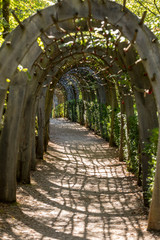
[[0, 0, 160, 230]]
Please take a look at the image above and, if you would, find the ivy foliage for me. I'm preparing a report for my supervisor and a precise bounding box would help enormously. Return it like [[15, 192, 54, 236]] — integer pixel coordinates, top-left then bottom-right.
[[53, 103, 64, 118]]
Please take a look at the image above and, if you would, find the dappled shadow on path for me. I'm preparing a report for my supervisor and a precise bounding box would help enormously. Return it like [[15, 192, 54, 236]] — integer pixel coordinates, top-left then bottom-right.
[[0, 118, 159, 239]]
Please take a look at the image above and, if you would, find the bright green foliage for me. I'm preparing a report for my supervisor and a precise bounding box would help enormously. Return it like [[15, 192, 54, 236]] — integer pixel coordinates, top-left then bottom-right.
[[114, 0, 160, 39], [0, 0, 56, 46], [66, 100, 77, 122], [9, 0, 55, 29], [53, 103, 64, 118]]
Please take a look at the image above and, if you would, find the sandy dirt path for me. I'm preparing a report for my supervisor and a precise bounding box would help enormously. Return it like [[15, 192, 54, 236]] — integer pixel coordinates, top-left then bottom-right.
[[0, 118, 160, 240]]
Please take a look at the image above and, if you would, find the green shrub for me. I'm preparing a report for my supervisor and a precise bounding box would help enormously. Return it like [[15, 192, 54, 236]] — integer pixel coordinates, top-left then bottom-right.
[[126, 115, 139, 174], [145, 127, 159, 202], [53, 103, 64, 118], [77, 99, 84, 124]]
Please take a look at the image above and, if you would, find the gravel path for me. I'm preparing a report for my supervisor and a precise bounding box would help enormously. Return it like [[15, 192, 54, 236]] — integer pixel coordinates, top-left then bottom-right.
[[0, 118, 160, 240]]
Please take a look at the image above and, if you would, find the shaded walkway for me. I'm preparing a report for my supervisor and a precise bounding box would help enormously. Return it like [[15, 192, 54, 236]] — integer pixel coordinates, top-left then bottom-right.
[[0, 118, 159, 239]]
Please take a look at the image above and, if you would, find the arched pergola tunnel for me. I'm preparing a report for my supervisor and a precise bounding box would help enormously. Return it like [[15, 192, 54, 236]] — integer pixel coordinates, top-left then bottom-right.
[[36, 39, 158, 208], [0, 0, 160, 230]]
